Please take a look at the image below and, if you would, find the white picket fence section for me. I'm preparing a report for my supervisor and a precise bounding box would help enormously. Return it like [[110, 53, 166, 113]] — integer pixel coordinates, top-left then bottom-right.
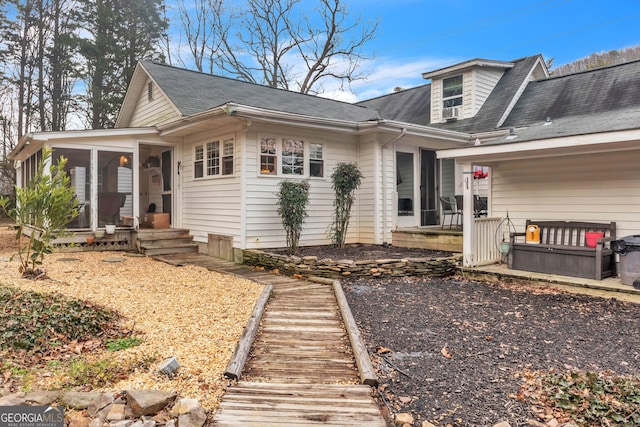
[[471, 217, 505, 266]]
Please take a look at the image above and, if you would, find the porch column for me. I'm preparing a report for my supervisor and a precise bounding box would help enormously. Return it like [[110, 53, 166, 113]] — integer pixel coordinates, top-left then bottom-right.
[[460, 162, 476, 267]]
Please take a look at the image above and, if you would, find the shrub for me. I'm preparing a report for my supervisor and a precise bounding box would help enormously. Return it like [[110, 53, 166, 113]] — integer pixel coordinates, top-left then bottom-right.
[[276, 180, 310, 254], [0, 148, 78, 277], [329, 162, 363, 248]]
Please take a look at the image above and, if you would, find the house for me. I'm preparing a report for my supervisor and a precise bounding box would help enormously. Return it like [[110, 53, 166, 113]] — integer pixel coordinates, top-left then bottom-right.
[[9, 54, 640, 269]]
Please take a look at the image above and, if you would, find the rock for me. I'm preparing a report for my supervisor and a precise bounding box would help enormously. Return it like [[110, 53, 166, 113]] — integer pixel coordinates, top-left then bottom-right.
[[62, 391, 102, 410], [88, 392, 114, 419], [177, 407, 206, 427], [126, 390, 177, 417], [88, 418, 103, 427], [0, 392, 26, 406], [395, 413, 414, 425], [422, 422, 437, 427], [66, 411, 91, 427], [493, 423, 511, 427], [165, 419, 176, 427], [170, 398, 200, 417], [24, 390, 61, 406], [106, 404, 127, 421], [110, 420, 134, 427], [526, 420, 546, 427]]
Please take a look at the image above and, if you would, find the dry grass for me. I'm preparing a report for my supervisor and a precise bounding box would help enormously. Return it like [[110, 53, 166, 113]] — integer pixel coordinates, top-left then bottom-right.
[[0, 225, 264, 412]]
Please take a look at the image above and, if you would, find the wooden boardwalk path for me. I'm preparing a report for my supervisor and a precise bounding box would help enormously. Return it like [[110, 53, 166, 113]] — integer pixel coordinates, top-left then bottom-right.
[[155, 254, 386, 426]]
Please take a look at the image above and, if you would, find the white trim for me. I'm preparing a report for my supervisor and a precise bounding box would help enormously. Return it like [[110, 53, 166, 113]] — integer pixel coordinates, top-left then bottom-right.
[[437, 129, 640, 163], [422, 59, 515, 80]]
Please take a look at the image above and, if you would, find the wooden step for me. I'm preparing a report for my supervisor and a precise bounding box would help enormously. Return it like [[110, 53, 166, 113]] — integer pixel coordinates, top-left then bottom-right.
[[141, 244, 198, 256], [136, 229, 198, 256]]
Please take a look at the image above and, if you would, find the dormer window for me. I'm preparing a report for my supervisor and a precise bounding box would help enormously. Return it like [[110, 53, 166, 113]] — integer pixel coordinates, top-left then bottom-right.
[[442, 75, 463, 108]]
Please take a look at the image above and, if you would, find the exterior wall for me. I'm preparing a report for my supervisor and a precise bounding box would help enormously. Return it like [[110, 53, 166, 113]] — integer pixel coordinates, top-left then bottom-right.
[[490, 150, 640, 238], [129, 78, 179, 127], [431, 68, 504, 123], [357, 133, 382, 244], [242, 123, 360, 250], [179, 123, 243, 247], [473, 68, 504, 115]]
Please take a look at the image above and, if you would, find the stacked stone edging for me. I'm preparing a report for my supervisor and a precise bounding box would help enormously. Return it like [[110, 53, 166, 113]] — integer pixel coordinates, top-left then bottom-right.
[[243, 249, 461, 278], [0, 390, 206, 427]]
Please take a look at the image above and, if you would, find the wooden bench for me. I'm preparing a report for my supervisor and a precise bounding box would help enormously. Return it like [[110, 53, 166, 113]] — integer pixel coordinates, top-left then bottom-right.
[[509, 220, 616, 280]]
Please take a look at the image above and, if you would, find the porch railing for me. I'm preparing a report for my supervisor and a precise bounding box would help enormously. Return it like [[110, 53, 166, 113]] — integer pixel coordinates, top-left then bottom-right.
[[471, 217, 504, 266]]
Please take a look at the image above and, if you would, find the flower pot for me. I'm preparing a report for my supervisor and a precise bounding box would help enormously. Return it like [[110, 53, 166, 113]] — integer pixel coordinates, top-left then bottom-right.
[[86, 236, 95, 244], [94, 230, 105, 238], [585, 231, 604, 248], [105, 224, 116, 235]]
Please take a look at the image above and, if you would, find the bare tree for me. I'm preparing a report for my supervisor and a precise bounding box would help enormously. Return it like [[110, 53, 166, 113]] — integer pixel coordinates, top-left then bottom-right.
[[215, 0, 377, 94], [175, 0, 225, 73]]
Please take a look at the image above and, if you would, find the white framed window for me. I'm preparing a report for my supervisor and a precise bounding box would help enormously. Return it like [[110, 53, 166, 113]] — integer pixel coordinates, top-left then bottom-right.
[[194, 136, 234, 178], [259, 136, 324, 178], [309, 143, 323, 177], [442, 75, 463, 108], [260, 137, 277, 175]]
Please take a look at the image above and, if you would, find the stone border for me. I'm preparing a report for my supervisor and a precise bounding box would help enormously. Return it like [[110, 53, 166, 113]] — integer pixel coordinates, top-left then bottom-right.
[[243, 249, 461, 279]]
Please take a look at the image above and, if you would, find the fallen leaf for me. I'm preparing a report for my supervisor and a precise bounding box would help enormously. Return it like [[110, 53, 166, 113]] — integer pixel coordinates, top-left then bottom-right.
[[376, 346, 392, 354], [441, 345, 453, 359]]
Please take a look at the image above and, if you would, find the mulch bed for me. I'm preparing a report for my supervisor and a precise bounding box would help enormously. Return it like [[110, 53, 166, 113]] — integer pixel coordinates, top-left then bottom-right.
[[317, 245, 640, 426]]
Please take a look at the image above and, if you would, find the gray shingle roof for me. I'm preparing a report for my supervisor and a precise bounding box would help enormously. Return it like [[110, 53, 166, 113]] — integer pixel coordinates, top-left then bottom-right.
[[141, 60, 380, 122], [503, 59, 640, 127], [357, 84, 432, 125]]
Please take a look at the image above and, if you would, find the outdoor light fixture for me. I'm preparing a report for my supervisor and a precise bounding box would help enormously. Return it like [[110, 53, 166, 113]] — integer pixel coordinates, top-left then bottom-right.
[[119, 155, 130, 167]]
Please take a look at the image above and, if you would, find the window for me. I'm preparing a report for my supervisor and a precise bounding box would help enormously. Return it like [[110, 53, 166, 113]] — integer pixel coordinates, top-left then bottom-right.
[[282, 139, 304, 175], [442, 75, 463, 108], [223, 138, 234, 175], [260, 136, 324, 177], [260, 137, 277, 174], [207, 141, 220, 175], [194, 145, 204, 178], [309, 143, 323, 177], [194, 137, 235, 178]]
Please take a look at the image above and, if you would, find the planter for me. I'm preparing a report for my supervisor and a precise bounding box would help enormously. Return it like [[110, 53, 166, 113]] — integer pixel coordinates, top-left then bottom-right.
[[585, 231, 604, 248], [94, 230, 105, 238], [105, 224, 116, 235], [86, 236, 95, 244]]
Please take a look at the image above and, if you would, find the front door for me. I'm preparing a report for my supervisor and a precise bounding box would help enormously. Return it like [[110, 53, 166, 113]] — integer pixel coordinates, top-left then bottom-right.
[[396, 149, 417, 227], [139, 145, 173, 226], [420, 150, 438, 226]]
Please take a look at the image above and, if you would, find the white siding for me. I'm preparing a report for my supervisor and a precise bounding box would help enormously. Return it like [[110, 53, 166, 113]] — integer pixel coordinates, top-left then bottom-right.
[[357, 133, 381, 244], [129, 78, 180, 127], [431, 79, 442, 123], [180, 130, 243, 246], [243, 123, 360, 250], [473, 68, 504, 115], [490, 150, 640, 238], [462, 70, 474, 119]]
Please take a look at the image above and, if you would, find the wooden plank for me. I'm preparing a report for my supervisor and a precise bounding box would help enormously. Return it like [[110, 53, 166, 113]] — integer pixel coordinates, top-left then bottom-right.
[[324, 278, 378, 387], [224, 284, 272, 380]]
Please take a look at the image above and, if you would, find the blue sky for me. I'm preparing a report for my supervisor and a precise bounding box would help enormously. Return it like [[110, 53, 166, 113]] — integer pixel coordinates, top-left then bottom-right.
[[322, 0, 640, 101]]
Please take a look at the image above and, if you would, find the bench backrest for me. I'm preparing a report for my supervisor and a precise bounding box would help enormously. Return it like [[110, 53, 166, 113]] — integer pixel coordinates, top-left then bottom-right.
[[525, 220, 616, 247]]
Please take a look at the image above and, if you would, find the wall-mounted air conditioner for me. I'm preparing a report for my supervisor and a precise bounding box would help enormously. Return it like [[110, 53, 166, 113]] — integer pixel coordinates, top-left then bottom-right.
[[442, 106, 460, 120]]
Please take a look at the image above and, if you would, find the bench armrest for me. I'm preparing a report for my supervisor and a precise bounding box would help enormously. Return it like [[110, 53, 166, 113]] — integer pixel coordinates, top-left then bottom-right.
[[509, 232, 525, 245]]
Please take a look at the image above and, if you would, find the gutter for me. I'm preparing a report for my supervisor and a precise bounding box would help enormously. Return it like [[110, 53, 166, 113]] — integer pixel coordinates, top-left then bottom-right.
[[381, 128, 407, 245]]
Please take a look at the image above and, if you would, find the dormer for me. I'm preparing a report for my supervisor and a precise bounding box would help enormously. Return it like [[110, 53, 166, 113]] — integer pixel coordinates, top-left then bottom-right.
[[423, 59, 515, 124]]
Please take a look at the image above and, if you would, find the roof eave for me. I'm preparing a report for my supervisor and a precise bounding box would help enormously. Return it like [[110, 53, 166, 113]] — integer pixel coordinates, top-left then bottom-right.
[[437, 128, 640, 163], [422, 59, 515, 80]]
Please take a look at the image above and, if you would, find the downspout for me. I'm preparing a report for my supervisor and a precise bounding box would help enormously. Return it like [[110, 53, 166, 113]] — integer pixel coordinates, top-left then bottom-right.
[[381, 128, 406, 245]]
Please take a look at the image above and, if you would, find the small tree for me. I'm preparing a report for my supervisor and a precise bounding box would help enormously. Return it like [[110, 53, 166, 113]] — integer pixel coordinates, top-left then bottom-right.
[[276, 180, 310, 255], [329, 162, 362, 248], [0, 148, 78, 277]]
